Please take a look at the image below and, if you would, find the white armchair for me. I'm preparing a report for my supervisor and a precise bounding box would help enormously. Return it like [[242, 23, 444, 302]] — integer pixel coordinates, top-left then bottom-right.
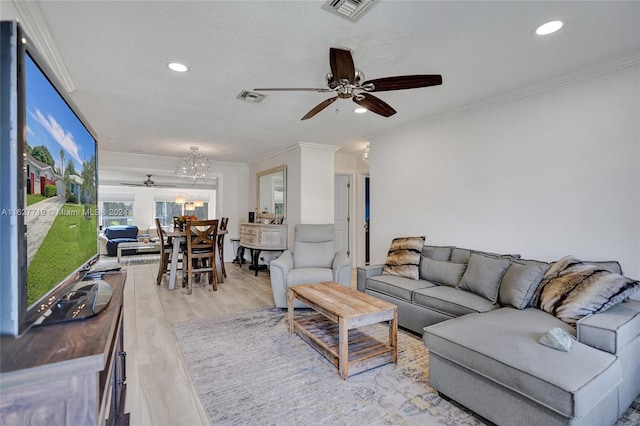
[[270, 224, 352, 308]]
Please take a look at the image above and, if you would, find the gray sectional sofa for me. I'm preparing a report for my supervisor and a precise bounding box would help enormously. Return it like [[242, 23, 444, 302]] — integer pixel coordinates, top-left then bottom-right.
[[357, 245, 640, 426]]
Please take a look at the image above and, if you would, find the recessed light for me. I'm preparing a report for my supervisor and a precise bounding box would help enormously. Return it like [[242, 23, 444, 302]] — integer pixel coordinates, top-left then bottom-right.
[[167, 62, 189, 72], [354, 107, 367, 114], [535, 20, 564, 36]]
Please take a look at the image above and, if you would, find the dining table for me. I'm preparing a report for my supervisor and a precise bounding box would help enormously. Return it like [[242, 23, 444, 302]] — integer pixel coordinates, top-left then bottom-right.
[[165, 228, 228, 290]]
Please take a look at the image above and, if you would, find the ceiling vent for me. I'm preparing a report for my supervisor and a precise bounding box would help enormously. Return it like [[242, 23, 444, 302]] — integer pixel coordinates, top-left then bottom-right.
[[236, 90, 267, 103], [322, 0, 376, 22]]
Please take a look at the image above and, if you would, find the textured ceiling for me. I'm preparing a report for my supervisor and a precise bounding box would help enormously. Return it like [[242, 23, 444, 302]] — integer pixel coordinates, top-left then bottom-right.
[[3, 0, 640, 173]]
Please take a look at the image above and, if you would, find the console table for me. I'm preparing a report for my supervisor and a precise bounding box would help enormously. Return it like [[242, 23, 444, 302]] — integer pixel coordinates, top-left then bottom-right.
[[239, 223, 287, 275], [0, 271, 128, 425]]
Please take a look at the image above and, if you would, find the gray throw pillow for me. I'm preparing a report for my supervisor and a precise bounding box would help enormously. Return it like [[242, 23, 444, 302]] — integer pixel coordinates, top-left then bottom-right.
[[458, 253, 511, 303], [420, 257, 466, 287], [421, 245, 454, 261], [450, 248, 519, 264], [499, 260, 549, 309]]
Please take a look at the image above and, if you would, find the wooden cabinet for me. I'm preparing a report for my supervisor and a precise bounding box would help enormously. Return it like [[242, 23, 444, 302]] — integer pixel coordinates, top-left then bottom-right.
[[239, 223, 287, 276], [0, 271, 128, 425], [239, 223, 287, 250]]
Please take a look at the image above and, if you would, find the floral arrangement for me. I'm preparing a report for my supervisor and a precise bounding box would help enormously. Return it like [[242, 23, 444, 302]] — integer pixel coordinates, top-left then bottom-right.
[[174, 215, 198, 230], [175, 215, 198, 224]]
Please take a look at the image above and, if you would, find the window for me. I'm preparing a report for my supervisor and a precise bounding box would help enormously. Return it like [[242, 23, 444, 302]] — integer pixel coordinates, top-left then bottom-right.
[[155, 201, 209, 231], [101, 201, 134, 229]]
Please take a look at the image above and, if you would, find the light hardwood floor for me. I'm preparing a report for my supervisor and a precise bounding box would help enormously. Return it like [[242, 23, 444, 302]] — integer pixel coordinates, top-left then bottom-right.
[[122, 261, 276, 425]]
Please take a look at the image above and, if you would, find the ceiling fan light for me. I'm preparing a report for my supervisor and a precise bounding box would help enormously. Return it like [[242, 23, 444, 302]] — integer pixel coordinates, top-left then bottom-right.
[[535, 20, 564, 36]]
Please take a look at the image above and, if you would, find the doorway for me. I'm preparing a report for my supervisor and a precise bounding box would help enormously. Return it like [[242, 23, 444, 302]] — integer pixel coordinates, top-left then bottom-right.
[[334, 174, 351, 256], [365, 176, 370, 264]]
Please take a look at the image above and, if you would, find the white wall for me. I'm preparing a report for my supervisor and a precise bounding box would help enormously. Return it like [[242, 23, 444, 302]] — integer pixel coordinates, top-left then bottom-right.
[[299, 143, 339, 223], [369, 64, 640, 280]]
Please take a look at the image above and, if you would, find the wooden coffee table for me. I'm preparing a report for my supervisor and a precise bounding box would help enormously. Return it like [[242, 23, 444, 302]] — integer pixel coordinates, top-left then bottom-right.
[[288, 281, 398, 379]]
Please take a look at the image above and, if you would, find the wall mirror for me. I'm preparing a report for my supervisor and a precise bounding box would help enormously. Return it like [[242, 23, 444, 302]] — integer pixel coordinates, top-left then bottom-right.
[[256, 165, 286, 221]]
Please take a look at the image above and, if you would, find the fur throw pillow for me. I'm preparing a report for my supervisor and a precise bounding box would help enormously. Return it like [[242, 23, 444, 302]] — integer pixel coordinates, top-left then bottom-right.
[[382, 236, 425, 280], [532, 255, 639, 326]]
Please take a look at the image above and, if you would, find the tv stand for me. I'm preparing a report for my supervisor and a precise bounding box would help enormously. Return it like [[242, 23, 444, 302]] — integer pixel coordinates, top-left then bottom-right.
[[0, 271, 128, 425]]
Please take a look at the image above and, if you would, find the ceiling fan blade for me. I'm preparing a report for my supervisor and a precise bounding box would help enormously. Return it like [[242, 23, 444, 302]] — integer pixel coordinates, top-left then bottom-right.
[[363, 75, 442, 92], [330, 48, 355, 84], [120, 183, 144, 187], [254, 88, 332, 92], [353, 93, 397, 117], [301, 97, 338, 120]]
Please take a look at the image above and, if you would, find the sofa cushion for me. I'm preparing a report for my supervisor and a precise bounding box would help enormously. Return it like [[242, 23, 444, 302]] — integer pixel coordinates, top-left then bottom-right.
[[105, 237, 139, 257], [499, 259, 549, 309], [104, 225, 138, 240], [413, 285, 499, 317], [382, 236, 425, 280], [419, 257, 466, 287], [450, 247, 519, 264], [577, 300, 640, 355], [458, 253, 511, 303], [421, 245, 454, 261], [533, 256, 640, 326], [366, 275, 434, 302], [423, 308, 622, 419]]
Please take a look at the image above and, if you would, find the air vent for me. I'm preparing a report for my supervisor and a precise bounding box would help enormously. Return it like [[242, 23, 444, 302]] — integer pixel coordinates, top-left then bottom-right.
[[322, 0, 376, 22], [236, 90, 267, 103]]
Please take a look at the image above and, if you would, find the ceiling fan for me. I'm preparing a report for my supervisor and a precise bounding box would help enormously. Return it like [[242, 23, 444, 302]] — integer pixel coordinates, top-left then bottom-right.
[[254, 47, 442, 120], [120, 174, 175, 188]]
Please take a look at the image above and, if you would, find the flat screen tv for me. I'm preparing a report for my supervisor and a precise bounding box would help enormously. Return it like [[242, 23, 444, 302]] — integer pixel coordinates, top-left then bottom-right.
[[1, 21, 106, 337]]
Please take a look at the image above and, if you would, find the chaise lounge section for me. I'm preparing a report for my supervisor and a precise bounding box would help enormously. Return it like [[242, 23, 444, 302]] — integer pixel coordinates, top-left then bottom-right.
[[357, 243, 640, 425]]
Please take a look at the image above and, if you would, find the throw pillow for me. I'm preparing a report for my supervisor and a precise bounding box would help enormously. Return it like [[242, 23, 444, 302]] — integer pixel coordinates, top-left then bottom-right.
[[458, 253, 512, 303], [421, 245, 454, 261], [382, 236, 425, 280], [532, 256, 640, 326], [420, 257, 467, 287], [499, 260, 549, 309]]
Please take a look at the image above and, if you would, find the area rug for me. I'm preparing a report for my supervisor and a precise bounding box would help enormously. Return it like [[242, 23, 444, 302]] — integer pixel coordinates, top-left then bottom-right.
[[93, 253, 160, 269], [174, 308, 483, 425]]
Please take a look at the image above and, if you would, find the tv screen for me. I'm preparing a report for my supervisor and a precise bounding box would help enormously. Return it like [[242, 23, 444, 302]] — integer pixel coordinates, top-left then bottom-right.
[[24, 53, 98, 306], [0, 21, 100, 336]]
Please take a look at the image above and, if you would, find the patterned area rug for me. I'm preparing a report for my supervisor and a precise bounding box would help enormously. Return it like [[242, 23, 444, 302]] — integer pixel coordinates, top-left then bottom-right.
[[94, 253, 160, 269], [175, 308, 640, 426], [174, 308, 483, 426]]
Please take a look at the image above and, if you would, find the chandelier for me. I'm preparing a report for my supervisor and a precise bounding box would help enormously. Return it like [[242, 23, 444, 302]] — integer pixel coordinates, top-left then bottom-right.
[[362, 142, 370, 165], [175, 146, 212, 183]]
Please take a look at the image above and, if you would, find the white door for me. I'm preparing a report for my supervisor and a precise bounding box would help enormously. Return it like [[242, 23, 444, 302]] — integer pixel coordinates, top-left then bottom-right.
[[334, 174, 350, 256]]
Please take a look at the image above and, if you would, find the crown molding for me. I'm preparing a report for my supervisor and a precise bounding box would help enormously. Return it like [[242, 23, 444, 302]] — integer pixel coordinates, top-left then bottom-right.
[[367, 51, 640, 141], [298, 142, 341, 153], [12, 0, 77, 93]]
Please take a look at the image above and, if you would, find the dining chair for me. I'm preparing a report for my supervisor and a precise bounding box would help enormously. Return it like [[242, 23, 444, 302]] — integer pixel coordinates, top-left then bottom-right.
[[183, 219, 219, 295], [155, 218, 179, 286], [217, 217, 229, 279]]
